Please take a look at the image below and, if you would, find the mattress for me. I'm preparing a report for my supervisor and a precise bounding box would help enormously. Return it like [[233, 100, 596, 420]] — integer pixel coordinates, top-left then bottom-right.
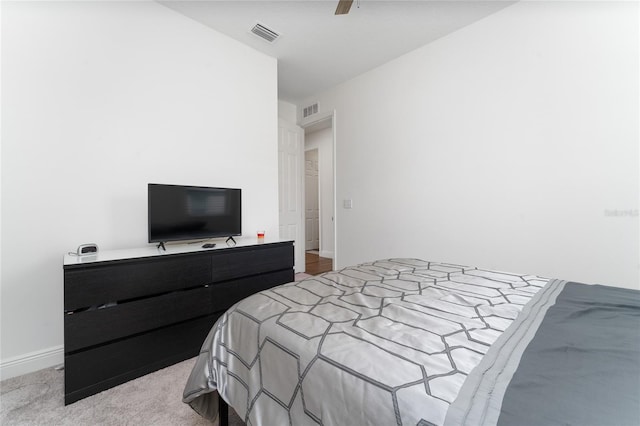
[[183, 258, 640, 426]]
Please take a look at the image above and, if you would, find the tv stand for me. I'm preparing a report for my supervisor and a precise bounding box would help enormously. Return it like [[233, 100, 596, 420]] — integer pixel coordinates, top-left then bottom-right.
[[225, 236, 237, 245], [157, 241, 166, 251], [63, 240, 294, 405]]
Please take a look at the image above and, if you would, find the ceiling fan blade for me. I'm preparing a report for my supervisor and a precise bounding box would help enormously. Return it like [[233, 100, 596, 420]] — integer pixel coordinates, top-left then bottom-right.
[[335, 0, 354, 15]]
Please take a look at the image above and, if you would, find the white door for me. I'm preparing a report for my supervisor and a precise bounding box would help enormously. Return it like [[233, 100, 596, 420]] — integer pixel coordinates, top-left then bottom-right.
[[278, 118, 305, 273], [305, 150, 320, 251]]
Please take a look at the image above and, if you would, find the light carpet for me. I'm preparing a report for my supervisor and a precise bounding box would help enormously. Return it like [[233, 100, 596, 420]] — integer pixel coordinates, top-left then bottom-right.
[[295, 272, 313, 280], [0, 358, 243, 426]]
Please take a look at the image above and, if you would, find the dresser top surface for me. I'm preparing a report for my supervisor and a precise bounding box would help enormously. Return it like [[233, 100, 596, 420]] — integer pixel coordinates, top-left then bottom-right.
[[64, 237, 294, 266]]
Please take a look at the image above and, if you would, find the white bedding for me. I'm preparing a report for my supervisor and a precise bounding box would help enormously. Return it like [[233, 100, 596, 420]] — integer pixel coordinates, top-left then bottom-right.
[[183, 258, 548, 425]]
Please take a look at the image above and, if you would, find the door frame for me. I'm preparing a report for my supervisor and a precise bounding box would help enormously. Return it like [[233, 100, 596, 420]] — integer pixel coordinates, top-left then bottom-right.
[[300, 110, 337, 268]]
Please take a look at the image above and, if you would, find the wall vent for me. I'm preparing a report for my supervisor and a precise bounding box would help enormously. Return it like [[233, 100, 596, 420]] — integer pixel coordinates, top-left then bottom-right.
[[303, 103, 319, 118], [250, 22, 280, 43]]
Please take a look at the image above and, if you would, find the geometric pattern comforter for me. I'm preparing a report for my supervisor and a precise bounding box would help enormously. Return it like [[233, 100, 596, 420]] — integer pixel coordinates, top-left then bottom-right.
[[183, 259, 549, 426]]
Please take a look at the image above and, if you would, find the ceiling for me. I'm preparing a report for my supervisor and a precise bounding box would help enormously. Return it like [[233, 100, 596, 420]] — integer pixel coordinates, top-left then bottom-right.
[[160, 1, 515, 104]]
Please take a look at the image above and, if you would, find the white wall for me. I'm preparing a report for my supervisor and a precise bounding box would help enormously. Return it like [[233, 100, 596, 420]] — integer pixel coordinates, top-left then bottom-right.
[[305, 127, 335, 258], [278, 100, 298, 123], [0, 1, 278, 378], [302, 1, 639, 289]]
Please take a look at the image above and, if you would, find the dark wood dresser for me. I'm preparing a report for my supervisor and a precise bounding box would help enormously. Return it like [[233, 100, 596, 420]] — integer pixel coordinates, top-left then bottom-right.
[[63, 239, 294, 404]]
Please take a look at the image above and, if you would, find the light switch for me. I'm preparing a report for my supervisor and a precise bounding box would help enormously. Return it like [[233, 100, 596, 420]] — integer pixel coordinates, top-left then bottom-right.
[[343, 199, 353, 209]]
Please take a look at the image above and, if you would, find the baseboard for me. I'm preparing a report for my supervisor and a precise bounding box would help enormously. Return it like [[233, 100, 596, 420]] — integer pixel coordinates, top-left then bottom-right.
[[320, 250, 334, 259], [0, 345, 64, 381]]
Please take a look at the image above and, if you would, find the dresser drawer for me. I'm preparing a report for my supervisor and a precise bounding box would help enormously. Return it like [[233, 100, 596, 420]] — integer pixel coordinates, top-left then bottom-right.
[[64, 254, 211, 311], [211, 244, 294, 282], [211, 269, 294, 311], [65, 285, 213, 352], [64, 314, 217, 405]]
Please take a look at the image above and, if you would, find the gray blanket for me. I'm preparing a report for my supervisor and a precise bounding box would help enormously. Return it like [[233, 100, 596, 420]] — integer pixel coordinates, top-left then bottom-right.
[[446, 280, 640, 426]]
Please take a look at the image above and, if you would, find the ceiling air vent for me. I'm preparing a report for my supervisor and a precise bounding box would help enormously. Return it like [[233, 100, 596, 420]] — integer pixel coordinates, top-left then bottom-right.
[[303, 103, 319, 118], [250, 22, 280, 43]]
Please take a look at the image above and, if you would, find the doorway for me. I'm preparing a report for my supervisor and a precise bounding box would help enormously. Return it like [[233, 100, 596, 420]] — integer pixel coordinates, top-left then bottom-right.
[[303, 115, 335, 275], [305, 149, 320, 252]]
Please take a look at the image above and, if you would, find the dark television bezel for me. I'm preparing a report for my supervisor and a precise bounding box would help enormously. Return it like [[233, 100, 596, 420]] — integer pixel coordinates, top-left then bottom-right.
[[147, 183, 242, 243]]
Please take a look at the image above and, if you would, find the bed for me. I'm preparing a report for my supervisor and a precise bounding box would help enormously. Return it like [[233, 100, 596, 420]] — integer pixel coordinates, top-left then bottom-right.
[[183, 258, 640, 426]]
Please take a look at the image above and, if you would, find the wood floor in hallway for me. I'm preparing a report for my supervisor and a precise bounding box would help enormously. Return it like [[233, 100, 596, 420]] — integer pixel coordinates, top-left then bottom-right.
[[305, 251, 333, 275]]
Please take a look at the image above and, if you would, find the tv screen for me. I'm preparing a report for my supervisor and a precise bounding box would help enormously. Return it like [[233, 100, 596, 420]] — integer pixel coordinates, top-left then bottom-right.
[[148, 184, 241, 243]]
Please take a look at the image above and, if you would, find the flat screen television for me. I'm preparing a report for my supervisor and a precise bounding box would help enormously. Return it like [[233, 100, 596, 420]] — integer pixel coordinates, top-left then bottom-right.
[[148, 183, 241, 243]]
